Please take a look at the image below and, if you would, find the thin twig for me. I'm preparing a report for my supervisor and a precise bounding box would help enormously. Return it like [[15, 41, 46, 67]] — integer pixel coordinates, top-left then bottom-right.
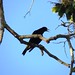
[[41, 45, 70, 67], [48, 1, 58, 4], [24, 0, 34, 18], [63, 41, 68, 58], [55, 25, 61, 30], [52, 40, 68, 58], [38, 44, 70, 67]]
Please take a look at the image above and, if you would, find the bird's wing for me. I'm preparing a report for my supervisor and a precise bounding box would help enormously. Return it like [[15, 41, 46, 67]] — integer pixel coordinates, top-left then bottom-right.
[[22, 45, 34, 55]]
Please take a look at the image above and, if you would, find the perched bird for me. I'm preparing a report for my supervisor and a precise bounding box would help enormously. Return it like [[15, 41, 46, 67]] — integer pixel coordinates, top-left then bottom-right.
[[22, 27, 48, 55]]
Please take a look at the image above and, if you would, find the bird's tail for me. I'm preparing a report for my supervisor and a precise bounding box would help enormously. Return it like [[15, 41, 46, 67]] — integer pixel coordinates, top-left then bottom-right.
[[22, 49, 28, 55], [22, 45, 31, 55], [29, 48, 34, 52]]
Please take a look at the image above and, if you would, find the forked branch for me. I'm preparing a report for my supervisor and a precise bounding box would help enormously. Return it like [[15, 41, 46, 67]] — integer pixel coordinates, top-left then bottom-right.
[[1, 0, 74, 69]]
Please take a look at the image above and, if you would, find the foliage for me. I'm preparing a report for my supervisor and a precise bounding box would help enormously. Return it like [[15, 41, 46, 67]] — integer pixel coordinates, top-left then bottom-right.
[[72, 67, 75, 72], [52, 1, 75, 22]]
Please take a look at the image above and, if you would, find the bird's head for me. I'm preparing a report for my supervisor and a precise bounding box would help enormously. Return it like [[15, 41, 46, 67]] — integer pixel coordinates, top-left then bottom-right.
[[33, 27, 49, 34], [41, 27, 49, 32]]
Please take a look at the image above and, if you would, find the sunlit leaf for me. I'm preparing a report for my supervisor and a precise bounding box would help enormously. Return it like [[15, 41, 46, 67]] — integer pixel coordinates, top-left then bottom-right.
[[52, 3, 62, 13], [52, 7, 58, 13]]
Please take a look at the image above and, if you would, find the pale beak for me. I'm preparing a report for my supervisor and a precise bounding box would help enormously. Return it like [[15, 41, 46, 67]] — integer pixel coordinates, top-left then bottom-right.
[[47, 29, 49, 32]]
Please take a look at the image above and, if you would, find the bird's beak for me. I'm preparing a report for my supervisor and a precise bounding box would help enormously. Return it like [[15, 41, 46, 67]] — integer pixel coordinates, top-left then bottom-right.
[[47, 29, 49, 32]]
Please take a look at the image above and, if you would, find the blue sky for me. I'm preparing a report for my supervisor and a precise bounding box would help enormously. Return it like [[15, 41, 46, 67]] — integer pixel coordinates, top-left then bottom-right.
[[0, 0, 75, 75]]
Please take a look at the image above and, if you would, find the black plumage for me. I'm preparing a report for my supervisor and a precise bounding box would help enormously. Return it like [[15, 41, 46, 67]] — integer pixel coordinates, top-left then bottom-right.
[[22, 27, 48, 55]]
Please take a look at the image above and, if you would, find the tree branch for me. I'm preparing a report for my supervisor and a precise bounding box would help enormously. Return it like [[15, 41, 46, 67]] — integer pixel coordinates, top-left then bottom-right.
[[1, 1, 73, 67], [19, 34, 47, 43], [0, 0, 4, 44], [24, 0, 34, 18], [38, 45, 70, 67], [3, 23, 70, 68], [4, 21, 75, 70], [19, 33, 75, 44], [67, 39, 74, 75], [46, 33, 75, 43], [1, 0, 74, 69]]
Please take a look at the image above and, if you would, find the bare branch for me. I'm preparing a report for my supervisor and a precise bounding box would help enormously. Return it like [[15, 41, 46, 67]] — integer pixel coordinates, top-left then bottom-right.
[[3, 23, 71, 67], [2, 23, 70, 68], [19, 34, 48, 43], [55, 25, 61, 30], [48, 1, 58, 4], [52, 40, 68, 58], [19, 32, 75, 44], [0, 0, 4, 44], [37, 44, 70, 67], [2, 0, 75, 70], [67, 39, 74, 75], [24, 0, 34, 18], [52, 40, 66, 44], [39, 45, 70, 67], [63, 41, 68, 58], [46, 33, 75, 43], [61, 20, 75, 34]]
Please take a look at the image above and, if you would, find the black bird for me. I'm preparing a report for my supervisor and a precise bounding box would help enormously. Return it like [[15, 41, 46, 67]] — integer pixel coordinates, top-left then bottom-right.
[[22, 27, 48, 55]]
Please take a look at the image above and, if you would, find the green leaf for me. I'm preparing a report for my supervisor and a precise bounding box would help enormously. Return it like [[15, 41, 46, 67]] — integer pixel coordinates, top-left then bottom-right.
[[72, 67, 75, 72], [58, 5, 66, 18], [65, 5, 73, 20], [52, 3, 66, 19], [52, 7, 58, 13], [58, 10, 64, 18], [73, 2, 75, 9], [52, 3, 62, 13], [66, 13, 72, 20], [73, 10, 75, 22]]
